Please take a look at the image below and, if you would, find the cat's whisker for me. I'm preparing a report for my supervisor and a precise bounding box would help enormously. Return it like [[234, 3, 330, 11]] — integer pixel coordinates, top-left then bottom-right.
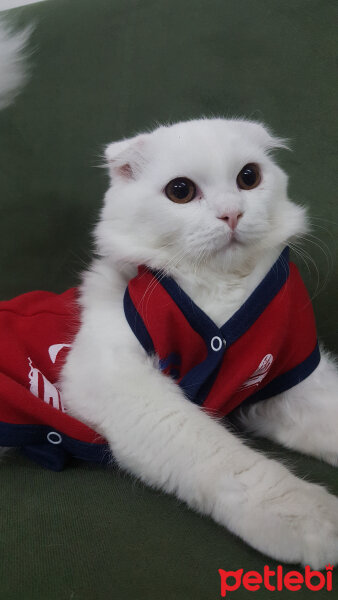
[[309, 215, 338, 226], [138, 247, 193, 322], [288, 241, 328, 300], [142, 249, 194, 321], [291, 229, 334, 299], [307, 221, 335, 238], [299, 233, 333, 269]]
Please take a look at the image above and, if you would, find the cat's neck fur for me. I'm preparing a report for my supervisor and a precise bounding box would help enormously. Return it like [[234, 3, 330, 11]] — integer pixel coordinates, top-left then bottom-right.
[[88, 243, 284, 328], [158, 245, 283, 327], [92, 245, 284, 329]]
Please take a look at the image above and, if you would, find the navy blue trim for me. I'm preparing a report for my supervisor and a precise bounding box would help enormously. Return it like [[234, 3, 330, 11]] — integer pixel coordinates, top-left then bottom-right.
[[0, 422, 111, 471], [169, 368, 180, 380], [159, 353, 182, 380], [179, 341, 225, 402], [21, 443, 70, 472], [221, 247, 290, 345], [148, 247, 290, 403], [194, 360, 224, 406], [124, 287, 155, 355], [147, 270, 226, 403], [239, 342, 321, 408], [150, 271, 225, 345], [152, 247, 290, 350], [159, 353, 181, 371], [125, 269, 226, 403]]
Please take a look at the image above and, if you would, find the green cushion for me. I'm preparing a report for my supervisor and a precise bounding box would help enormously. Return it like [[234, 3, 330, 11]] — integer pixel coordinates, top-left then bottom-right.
[[0, 0, 337, 598]]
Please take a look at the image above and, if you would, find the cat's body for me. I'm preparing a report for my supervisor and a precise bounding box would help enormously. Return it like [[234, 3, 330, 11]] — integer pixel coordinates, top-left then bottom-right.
[[59, 118, 338, 568]]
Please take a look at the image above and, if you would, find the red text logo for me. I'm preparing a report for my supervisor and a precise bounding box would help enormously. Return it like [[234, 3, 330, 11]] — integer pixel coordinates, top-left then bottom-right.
[[218, 565, 333, 596]]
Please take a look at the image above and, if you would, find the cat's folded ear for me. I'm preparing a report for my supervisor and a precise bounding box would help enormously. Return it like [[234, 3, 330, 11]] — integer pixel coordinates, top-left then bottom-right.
[[105, 134, 148, 181]]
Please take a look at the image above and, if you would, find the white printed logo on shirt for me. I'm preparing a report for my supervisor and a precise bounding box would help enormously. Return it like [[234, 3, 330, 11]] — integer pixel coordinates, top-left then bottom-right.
[[239, 354, 274, 391], [27, 344, 70, 412]]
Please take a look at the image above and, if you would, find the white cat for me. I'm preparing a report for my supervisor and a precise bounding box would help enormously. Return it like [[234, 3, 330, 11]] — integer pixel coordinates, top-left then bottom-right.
[[57, 118, 337, 568]]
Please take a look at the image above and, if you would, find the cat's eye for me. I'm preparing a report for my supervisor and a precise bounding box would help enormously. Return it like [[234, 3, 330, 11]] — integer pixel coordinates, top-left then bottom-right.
[[165, 177, 197, 204], [236, 163, 261, 190]]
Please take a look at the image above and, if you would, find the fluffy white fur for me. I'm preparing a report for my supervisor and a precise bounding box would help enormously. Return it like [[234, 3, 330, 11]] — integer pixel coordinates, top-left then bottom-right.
[[39, 118, 338, 567], [0, 19, 31, 109]]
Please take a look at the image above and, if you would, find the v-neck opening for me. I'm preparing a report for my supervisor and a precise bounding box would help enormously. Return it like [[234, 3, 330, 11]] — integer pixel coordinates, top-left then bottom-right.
[[151, 247, 290, 348]]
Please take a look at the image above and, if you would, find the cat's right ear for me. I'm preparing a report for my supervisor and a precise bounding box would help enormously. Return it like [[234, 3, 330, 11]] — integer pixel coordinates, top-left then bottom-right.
[[104, 135, 147, 181]]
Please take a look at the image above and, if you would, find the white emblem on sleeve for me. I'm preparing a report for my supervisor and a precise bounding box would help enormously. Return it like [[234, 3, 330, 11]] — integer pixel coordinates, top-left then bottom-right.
[[27, 346, 69, 412], [239, 354, 274, 391]]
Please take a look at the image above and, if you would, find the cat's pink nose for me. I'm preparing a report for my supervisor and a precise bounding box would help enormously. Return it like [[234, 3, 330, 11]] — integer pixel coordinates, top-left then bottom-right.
[[218, 211, 243, 231]]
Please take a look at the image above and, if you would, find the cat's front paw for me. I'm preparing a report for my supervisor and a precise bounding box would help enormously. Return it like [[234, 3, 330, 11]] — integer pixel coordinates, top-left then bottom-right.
[[287, 483, 338, 569], [214, 463, 338, 569]]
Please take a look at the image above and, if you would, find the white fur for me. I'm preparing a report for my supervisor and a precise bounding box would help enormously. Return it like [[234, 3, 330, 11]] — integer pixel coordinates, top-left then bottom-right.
[[59, 118, 337, 567], [237, 349, 338, 466], [0, 19, 31, 109]]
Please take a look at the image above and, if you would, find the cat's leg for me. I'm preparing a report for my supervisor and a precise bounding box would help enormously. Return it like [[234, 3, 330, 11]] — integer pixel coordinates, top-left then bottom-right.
[[62, 330, 338, 568], [236, 349, 338, 466]]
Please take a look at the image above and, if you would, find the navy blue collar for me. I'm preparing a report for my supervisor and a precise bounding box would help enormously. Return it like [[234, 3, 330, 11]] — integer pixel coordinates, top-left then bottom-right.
[[151, 246, 290, 349]]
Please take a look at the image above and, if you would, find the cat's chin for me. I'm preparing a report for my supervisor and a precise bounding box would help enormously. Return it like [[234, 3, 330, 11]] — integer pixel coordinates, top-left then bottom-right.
[[187, 240, 275, 277]]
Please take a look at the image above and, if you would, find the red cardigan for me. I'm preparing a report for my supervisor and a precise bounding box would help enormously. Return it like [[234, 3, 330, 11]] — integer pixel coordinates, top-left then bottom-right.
[[0, 248, 320, 470], [125, 247, 320, 414]]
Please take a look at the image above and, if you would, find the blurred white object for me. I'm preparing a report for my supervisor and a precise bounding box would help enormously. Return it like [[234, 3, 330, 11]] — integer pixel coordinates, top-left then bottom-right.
[[0, 0, 46, 11], [0, 18, 31, 108]]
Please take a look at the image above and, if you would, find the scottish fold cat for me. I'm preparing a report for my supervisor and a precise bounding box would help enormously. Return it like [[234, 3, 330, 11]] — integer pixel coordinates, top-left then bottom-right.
[[1, 16, 336, 570], [60, 118, 338, 568]]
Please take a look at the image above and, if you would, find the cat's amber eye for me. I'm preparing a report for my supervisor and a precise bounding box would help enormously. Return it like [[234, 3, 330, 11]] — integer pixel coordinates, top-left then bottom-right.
[[236, 163, 261, 190], [165, 177, 197, 204]]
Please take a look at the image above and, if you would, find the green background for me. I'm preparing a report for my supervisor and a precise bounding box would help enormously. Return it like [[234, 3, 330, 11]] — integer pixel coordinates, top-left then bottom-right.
[[0, 0, 337, 598]]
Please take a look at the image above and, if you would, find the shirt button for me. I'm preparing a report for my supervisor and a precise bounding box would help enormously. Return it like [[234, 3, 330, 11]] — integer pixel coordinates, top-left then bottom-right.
[[47, 431, 63, 445], [210, 336, 224, 352]]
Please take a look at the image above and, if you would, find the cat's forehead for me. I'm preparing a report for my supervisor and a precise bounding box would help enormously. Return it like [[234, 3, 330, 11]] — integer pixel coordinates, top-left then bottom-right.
[[144, 119, 273, 178], [153, 119, 271, 149]]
